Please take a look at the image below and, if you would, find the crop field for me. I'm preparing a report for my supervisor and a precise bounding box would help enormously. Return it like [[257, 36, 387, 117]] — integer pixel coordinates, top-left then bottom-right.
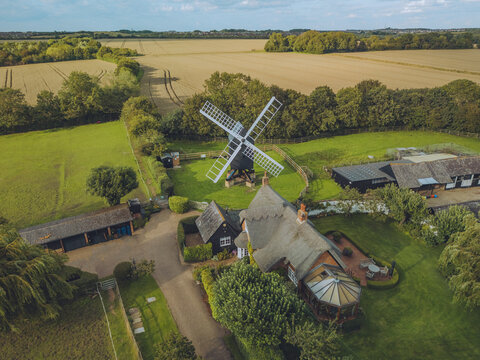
[[1, 59, 116, 103], [100, 39, 480, 114], [0, 121, 147, 228], [168, 151, 305, 209]]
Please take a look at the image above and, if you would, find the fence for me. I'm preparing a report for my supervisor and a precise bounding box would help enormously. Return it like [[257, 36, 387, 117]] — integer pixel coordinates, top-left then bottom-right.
[[116, 281, 144, 360], [271, 145, 310, 198], [178, 144, 274, 161]]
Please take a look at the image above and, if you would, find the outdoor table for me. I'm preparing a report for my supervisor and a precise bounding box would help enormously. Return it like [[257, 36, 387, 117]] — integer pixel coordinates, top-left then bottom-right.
[[368, 264, 380, 273]]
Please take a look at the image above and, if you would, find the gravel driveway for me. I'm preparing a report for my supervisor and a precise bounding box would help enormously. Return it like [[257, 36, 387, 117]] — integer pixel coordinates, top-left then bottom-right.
[[67, 210, 232, 360]]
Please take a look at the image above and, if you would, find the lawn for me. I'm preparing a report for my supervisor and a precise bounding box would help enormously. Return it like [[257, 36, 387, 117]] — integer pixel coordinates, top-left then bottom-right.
[[282, 130, 480, 200], [312, 214, 480, 360], [118, 275, 178, 360], [168, 151, 305, 209], [0, 296, 114, 360], [0, 121, 147, 228]]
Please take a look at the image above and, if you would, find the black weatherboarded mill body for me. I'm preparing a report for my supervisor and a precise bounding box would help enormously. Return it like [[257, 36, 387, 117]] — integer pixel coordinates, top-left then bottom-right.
[[195, 201, 241, 255]]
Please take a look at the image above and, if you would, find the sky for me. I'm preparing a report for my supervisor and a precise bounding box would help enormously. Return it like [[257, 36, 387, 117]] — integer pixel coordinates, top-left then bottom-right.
[[1, 0, 479, 32]]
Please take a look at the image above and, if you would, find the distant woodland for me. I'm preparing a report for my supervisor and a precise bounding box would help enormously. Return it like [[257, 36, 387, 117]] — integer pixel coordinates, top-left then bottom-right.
[[265, 30, 479, 53], [0, 37, 137, 66]]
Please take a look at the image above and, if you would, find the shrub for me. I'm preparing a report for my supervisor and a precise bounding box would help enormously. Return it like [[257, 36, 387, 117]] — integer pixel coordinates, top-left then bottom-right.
[[59, 265, 82, 282], [161, 176, 174, 197], [133, 217, 147, 229], [114, 261, 133, 281], [342, 247, 353, 257], [131, 259, 155, 279], [217, 249, 230, 261], [367, 268, 400, 289], [331, 231, 342, 242], [201, 267, 215, 307], [193, 265, 210, 282], [184, 243, 212, 262], [169, 196, 189, 214]]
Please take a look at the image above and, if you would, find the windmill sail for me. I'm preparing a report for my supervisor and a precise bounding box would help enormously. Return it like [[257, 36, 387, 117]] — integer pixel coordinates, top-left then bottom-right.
[[206, 138, 243, 183], [200, 102, 243, 139], [199, 96, 284, 182], [244, 97, 283, 141], [243, 142, 284, 177]]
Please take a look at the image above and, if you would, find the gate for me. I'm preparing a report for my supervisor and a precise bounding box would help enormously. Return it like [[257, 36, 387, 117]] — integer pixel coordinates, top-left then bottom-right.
[[98, 278, 117, 291]]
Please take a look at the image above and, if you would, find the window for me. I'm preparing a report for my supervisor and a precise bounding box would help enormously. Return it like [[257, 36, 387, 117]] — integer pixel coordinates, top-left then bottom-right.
[[288, 265, 298, 286], [220, 236, 231, 247], [237, 247, 249, 259]]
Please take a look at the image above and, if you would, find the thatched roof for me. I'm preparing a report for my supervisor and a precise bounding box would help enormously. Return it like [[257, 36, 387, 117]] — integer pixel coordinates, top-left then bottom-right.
[[195, 201, 240, 243], [19, 204, 133, 245], [242, 185, 344, 280]]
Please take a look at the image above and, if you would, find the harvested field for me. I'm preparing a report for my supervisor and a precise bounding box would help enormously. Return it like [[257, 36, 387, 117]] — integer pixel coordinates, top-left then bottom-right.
[[5, 59, 116, 103], [99, 39, 480, 114]]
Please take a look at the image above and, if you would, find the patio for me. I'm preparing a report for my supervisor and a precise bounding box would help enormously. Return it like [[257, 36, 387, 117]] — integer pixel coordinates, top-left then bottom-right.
[[327, 232, 391, 286]]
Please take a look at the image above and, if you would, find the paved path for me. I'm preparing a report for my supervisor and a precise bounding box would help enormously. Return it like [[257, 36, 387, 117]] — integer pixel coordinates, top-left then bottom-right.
[[67, 210, 231, 360]]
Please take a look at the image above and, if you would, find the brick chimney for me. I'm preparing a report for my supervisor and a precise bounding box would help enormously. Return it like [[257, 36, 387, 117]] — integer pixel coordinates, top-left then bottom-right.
[[262, 171, 269, 187], [297, 203, 308, 224]]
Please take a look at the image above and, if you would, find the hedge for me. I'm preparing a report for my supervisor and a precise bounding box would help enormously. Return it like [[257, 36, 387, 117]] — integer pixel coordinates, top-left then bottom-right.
[[169, 196, 189, 213], [59, 265, 98, 296], [184, 243, 212, 262], [177, 215, 200, 255]]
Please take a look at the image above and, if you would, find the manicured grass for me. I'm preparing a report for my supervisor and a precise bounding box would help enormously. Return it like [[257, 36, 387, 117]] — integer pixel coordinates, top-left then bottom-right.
[[168, 151, 305, 209], [0, 121, 147, 228], [312, 214, 480, 360], [282, 130, 480, 200], [118, 275, 178, 360], [102, 289, 140, 360], [0, 296, 114, 360]]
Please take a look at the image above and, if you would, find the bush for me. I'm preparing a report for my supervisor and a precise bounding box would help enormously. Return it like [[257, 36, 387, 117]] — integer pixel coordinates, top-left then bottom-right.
[[342, 247, 353, 257], [161, 176, 174, 197], [331, 231, 342, 242], [133, 217, 147, 229], [114, 261, 133, 281], [169, 196, 189, 214], [201, 267, 215, 307], [193, 265, 210, 282], [59, 265, 81, 282], [367, 268, 400, 289], [217, 249, 230, 261], [131, 259, 155, 279], [184, 243, 213, 262]]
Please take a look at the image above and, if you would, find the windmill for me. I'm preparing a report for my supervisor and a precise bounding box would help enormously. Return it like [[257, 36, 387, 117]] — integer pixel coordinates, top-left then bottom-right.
[[199, 96, 284, 185]]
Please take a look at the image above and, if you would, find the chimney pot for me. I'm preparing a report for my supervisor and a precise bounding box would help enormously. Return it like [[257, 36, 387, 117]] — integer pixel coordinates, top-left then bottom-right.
[[297, 203, 308, 224]]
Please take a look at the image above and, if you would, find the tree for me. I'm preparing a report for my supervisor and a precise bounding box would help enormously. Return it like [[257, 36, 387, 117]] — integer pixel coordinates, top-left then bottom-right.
[[438, 217, 480, 309], [58, 71, 101, 122], [374, 184, 428, 227], [211, 261, 305, 348], [86, 166, 138, 206], [0, 225, 73, 331], [154, 332, 201, 360], [285, 321, 340, 360], [0, 88, 30, 134], [33, 90, 63, 129], [424, 206, 475, 246]]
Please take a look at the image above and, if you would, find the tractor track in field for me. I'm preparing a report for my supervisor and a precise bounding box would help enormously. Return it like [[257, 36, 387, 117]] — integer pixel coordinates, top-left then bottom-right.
[[9, 69, 12, 88], [138, 40, 145, 54], [41, 76, 52, 91], [48, 64, 67, 81], [120, 40, 126, 49], [147, 78, 159, 108], [167, 69, 184, 105], [97, 69, 106, 80], [163, 69, 180, 107], [3, 69, 9, 88]]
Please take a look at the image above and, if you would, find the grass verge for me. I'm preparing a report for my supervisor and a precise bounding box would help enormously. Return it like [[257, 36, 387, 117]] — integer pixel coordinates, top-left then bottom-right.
[[118, 275, 177, 360], [312, 214, 480, 360]]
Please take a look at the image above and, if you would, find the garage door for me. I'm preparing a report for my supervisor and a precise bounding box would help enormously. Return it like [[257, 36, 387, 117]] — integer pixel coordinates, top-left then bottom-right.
[[63, 234, 87, 252]]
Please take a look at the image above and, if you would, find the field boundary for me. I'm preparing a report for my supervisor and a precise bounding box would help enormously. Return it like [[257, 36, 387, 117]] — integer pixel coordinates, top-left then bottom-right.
[[271, 144, 309, 197], [97, 285, 119, 360]]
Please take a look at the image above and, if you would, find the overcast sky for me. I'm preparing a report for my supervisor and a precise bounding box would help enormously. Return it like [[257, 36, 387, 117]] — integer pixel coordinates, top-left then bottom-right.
[[1, 0, 479, 32]]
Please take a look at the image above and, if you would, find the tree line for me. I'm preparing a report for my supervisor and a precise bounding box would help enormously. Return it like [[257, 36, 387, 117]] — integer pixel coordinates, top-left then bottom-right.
[[170, 72, 480, 139], [0, 54, 142, 134], [0, 37, 137, 66], [265, 30, 478, 54]]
